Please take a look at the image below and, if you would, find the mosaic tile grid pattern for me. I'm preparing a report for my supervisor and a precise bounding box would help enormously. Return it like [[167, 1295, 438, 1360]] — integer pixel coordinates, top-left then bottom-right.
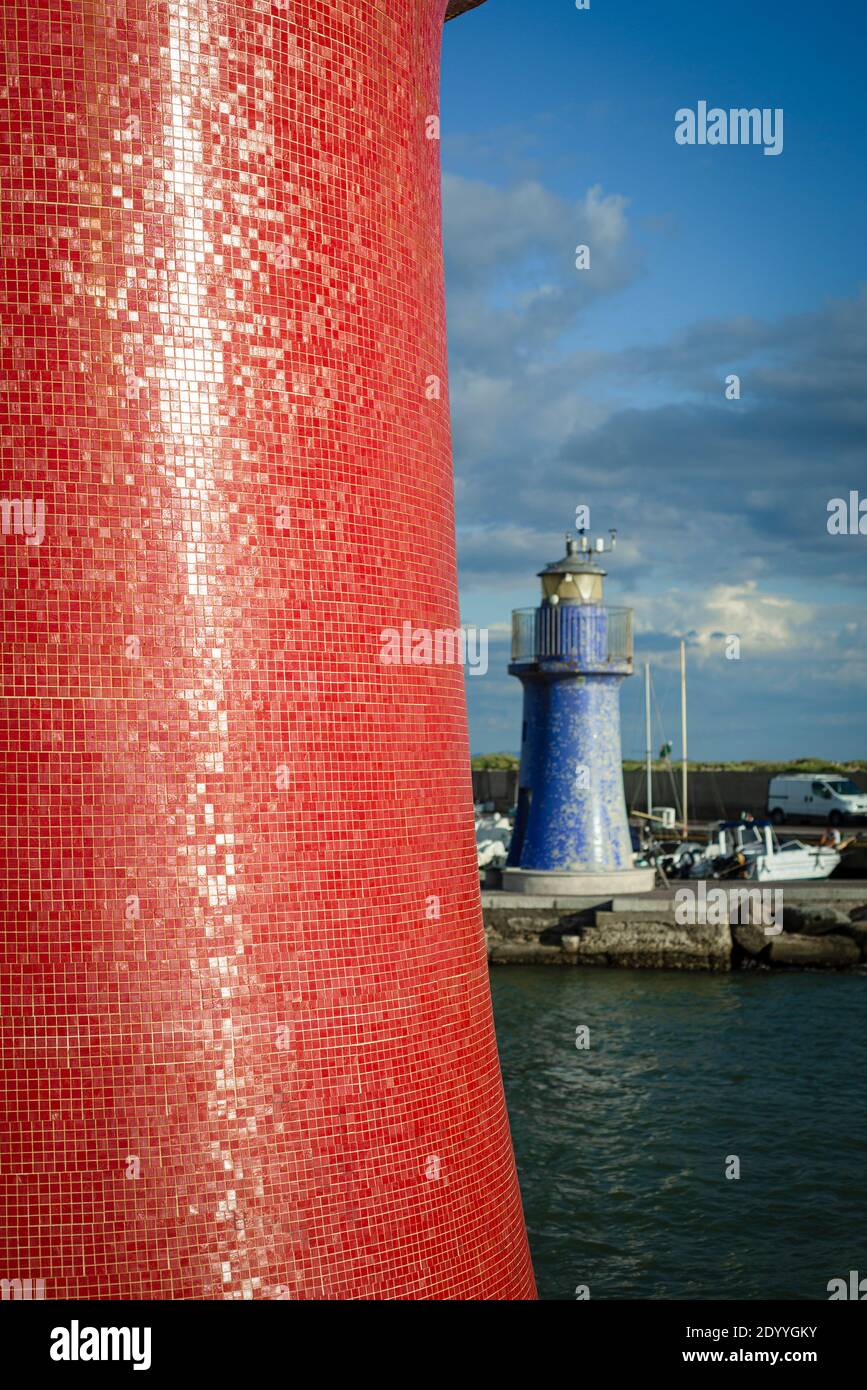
[[0, 0, 536, 1299]]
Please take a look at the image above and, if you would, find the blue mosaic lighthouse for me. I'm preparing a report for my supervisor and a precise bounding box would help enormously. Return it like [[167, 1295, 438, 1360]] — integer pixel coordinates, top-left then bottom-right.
[[504, 529, 654, 895]]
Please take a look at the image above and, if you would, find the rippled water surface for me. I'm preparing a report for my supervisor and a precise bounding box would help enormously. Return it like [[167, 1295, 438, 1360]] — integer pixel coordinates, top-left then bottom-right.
[[491, 968, 867, 1301]]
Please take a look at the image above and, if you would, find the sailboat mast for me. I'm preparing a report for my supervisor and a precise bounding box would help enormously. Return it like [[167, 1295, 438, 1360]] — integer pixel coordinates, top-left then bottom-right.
[[644, 662, 652, 816], [680, 639, 688, 839]]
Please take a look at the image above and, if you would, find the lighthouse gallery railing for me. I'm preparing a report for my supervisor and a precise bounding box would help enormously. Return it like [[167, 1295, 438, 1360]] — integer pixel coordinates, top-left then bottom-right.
[[510, 605, 633, 667]]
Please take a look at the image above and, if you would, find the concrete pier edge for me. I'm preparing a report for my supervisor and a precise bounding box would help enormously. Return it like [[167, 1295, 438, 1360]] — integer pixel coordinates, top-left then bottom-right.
[[502, 866, 656, 896], [483, 884, 867, 971]]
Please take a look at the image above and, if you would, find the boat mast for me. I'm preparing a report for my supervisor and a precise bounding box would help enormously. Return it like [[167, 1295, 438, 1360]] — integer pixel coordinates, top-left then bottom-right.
[[644, 662, 652, 816], [680, 639, 688, 839]]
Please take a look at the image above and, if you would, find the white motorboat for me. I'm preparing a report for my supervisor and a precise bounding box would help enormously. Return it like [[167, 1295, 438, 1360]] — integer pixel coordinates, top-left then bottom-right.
[[475, 810, 513, 870], [685, 820, 840, 882]]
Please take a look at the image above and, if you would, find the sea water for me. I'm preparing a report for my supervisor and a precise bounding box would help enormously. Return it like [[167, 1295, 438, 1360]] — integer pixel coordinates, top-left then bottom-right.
[[491, 968, 867, 1300]]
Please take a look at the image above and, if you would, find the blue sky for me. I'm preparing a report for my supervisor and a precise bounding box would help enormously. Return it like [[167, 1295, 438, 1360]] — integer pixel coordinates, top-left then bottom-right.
[[441, 0, 867, 761]]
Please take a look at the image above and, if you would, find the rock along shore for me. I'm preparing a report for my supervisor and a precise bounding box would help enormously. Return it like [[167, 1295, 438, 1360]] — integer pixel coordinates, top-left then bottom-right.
[[482, 886, 867, 972]]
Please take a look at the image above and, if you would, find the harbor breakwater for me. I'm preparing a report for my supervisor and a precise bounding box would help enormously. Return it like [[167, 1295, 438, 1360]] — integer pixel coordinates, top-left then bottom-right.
[[483, 886, 867, 972]]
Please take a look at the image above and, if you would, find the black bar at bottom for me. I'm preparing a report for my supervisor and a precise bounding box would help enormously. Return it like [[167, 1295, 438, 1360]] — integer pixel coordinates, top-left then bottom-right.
[[1, 1297, 864, 1375]]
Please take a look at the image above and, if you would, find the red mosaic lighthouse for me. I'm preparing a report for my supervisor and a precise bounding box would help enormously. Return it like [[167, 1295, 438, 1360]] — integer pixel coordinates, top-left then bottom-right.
[[0, 0, 535, 1299]]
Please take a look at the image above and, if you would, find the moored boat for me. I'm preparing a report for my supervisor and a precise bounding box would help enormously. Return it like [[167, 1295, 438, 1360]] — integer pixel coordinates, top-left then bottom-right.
[[684, 820, 840, 882]]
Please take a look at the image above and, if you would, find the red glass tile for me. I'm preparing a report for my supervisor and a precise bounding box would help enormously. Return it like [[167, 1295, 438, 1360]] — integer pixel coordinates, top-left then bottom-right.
[[0, 0, 535, 1300]]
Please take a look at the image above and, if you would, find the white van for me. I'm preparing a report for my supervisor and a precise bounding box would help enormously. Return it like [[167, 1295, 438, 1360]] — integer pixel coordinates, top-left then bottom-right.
[[767, 773, 867, 826]]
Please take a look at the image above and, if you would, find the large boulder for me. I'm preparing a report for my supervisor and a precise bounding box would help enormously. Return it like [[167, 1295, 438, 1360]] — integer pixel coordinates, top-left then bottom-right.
[[839, 916, 867, 956], [769, 933, 860, 968], [733, 924, 774, 957], [569, 913, 731, 971], [781, 905, 853, 936]]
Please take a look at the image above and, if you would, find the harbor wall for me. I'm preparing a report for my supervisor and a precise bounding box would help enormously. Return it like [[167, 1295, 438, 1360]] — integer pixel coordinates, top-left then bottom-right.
[[483, 888, 867, 972]]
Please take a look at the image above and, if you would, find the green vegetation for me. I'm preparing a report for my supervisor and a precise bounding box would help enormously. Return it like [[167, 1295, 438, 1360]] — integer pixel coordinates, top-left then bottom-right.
[[471, 754, 867, 773], [471, 753, 520, 770], [622, 759, 867, 774]]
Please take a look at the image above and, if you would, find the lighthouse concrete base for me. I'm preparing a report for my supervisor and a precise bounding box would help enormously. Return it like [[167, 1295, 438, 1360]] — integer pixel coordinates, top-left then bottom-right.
[[503, 866, 656, 897]]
